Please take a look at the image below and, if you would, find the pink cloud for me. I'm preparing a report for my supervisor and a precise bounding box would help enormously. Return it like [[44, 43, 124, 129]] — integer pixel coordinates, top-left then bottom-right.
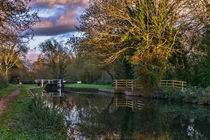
[[34, 0, 89, 7], [32, 0, 89, 35], [34, 20, 54, 28]]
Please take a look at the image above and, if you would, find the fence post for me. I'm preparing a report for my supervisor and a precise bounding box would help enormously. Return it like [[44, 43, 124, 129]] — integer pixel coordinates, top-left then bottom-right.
[[172, 80, 174, 88], [115, 80, 118, 89], [182, 81, 184, 90], [132, 100, 134, 111], [131, 80, 134, 92], [116, 96, 118, 106]]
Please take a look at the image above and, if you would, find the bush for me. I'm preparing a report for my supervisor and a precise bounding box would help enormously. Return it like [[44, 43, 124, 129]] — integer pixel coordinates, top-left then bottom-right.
[[0, 73, 8, 89], [25, 93, 72, 139], [156, 86, 210, 105]]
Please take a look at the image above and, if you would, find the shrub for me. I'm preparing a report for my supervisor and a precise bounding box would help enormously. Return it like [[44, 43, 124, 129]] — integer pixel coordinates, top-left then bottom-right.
[[26, 93, 72, 139], [156, 86, 210, 105]]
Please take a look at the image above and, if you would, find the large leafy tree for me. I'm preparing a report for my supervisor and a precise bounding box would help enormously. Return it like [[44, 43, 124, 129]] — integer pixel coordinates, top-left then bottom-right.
[[78, 0, 208, 86]]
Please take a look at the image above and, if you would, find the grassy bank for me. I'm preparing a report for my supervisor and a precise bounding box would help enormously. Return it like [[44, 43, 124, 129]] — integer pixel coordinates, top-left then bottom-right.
[[65, 84, 113, 89], [0, 84, 71, 139], [0, 84, 16, 98]]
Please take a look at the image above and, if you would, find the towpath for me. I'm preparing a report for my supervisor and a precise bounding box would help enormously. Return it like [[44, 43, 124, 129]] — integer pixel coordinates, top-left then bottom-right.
[[0, 88, 20, 122]]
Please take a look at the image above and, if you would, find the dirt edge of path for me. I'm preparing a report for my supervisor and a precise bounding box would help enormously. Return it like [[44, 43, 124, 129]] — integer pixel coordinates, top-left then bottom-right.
[[0, 88, 21, 122]]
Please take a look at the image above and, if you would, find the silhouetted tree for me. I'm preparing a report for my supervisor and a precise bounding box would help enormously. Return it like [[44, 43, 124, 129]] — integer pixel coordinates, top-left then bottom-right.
[[39, 40, 71, 79]]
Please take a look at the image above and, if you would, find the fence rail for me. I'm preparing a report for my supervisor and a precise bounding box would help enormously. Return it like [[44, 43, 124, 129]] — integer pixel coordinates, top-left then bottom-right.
[[160, 80, 187, 90], [113, 79, 143, 91], [113, 79, 186, 91], [113, 97, 144, 111]]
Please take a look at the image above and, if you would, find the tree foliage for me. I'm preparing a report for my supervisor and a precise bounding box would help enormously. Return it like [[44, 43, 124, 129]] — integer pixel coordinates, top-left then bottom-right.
[[68, 36, 134, 81], [195, 26, 210, 87], [78, 0, 208, 86]]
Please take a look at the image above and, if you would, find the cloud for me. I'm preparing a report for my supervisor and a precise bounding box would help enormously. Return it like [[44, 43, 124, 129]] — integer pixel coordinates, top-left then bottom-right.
[[27, 31, 83, 50], [34, 25, 76, 35], [26, 32, 83, 62], [32, 0, 89, 35], [33, 0, 89, 7], [34, 20, 54, 28]]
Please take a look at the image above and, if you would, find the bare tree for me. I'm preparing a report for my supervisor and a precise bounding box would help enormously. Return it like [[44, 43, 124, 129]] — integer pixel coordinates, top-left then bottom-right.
[[0, 40, 27, 80], [0, 0, 38, 42], [39, 40, 71, 79], [0, 0, 38, 81]]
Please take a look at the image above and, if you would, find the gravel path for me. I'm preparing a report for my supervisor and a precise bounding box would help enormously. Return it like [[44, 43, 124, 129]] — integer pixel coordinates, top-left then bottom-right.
[[0, 88, 21, 122]]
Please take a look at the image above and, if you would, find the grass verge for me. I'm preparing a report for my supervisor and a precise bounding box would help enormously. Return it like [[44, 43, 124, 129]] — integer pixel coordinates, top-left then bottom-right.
[[0, 84, 16, 99], [0, 84, 72, 139], [65, 84, 113, 89]]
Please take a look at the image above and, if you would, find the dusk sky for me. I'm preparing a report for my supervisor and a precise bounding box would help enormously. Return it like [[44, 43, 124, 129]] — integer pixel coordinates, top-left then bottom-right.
[[27, 0, 89, 62]]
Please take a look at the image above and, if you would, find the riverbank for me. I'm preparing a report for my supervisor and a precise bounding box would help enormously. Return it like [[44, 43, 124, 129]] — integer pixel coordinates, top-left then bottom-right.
[[64, 84, 114, 94], [65, 84, 113, 89], [0, 84, 71, 139], [115, 86, 210, 105], [155, 86, 210, 105], [64, 84, 210, 105]]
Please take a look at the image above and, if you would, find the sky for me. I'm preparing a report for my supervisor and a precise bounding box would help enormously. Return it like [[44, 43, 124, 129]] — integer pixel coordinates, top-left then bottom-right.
[[27, 0, 89, 62]]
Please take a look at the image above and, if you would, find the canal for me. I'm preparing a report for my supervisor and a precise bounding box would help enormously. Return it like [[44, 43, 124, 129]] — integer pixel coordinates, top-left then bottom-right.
[[45, 92, 210, 140]]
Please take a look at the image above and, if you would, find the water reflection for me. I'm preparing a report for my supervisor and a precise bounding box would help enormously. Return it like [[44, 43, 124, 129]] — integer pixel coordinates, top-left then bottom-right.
[[45, 92, 210, 140], [114, 95, 144, 111]]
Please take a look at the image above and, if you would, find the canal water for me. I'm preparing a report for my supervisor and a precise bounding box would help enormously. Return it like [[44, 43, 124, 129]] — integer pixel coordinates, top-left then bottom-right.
[[46, 92, 210, 140]]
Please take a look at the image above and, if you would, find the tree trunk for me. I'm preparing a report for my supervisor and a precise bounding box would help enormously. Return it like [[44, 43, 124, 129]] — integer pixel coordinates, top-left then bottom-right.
[[5, 68, 9, 82], [106, 70, 114, 81]]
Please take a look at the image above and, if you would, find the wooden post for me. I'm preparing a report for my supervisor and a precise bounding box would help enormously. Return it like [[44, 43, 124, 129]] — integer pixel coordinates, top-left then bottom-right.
[[41, 80, 44, 87], [131, 80, 134, 92], [58, 88, 62, 96], [182, 81, 184, 90], [116, 96, 118, 106], [132, 100, 134, 111], [126, 80, 127, 88], [115, 80, 118, 89], [172, 80, 174, 88], [58, 80, 62, 88]]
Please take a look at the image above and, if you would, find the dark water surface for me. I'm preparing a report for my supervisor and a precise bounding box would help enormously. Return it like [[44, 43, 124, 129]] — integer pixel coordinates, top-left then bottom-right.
[[46, 92, 210, 140]]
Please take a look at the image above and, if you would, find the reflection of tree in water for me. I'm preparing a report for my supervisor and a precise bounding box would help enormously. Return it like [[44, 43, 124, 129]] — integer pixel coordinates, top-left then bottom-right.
[[46, 93, 210, 140]]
